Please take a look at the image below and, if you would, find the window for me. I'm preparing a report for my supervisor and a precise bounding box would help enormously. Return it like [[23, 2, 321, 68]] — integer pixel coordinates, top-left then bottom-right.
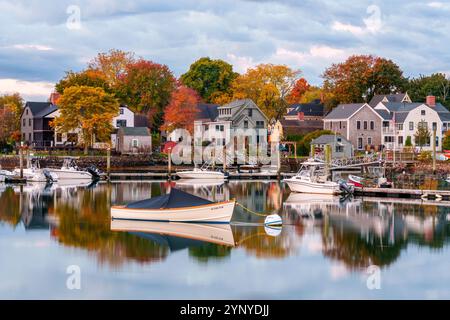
[[29, 119, 32, 126], [367, 137, 372, 145], [421, 110, 426, 116], [384, 136, 394, 143], [256, 121, 264, 128], [432, 122, 437, 130], [335, 145, 344, 153], [22, 133, 25, 141], [244, 121, 248, 129], [398, 136, 403, 145], [132, 139, 139, 147], [248, 109, 253, 117], [216, 125, 224, 132], [56, 133, 62, 142], [26, 109, 28, 115], [363, 121, 368, 130], [409, 122, 414, 131], [120, 108, 124, 115], [357, 137, 363, 150], [370, 121, 374, 130], [23, 118, 26, 127], [396, 123, 403, 131], [357, 121, 361, 130], [339, 121, 342, 129], [28, 133, 31, 141], [418, 121, 428, 129], [116, 120, 127, 127]]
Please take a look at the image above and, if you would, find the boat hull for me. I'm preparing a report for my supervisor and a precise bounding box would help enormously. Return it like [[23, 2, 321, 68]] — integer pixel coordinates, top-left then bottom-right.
[[111, 200, 235, 223], [176, 170, 225, 180], [284, 178, 341, 195], [48, 169, 92, 180]]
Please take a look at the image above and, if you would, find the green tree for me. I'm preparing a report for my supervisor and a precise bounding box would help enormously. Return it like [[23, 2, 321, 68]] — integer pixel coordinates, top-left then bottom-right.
[[414, 121, 431, 151], [405, 135, 412, 147], [181, 57, 238, 103], [298, 130, 335, 156], [408, 73, 450, 108], [52, 86, 119, 154], [443, 131, 450, 150]]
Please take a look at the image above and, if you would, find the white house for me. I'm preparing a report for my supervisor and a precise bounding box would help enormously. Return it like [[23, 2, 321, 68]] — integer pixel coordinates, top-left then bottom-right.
[[373, 96, 447, 151]]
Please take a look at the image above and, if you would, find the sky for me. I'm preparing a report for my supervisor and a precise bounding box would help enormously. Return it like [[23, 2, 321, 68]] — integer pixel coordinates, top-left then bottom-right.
[[0, 0, 450, 101]]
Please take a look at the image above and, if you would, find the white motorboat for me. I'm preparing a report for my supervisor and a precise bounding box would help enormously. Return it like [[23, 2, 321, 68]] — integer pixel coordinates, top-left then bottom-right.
[[111, 188, 235, 223], [47, 157, 93, 180], [0, 169, 13, 182], [176, 167, 225, 179], [111, 220, 235, 247], [283, 159, 342, 195], [12, 158, 58, 183]]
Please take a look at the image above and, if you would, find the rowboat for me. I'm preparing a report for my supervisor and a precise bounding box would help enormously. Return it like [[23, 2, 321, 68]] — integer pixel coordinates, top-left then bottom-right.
[[176, 168, 225, 180], [348, 174, 364, 188], [111, 188, 235, 223]]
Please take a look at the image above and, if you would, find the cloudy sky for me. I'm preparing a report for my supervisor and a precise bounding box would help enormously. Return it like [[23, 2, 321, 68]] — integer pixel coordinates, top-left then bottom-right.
[[1, 0, 450, 101]]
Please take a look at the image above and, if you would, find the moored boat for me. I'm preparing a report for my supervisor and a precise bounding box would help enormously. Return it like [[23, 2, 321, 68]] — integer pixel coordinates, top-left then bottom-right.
[[111, 188, 235, 223], [47, 157, 93, 180], [176, 167, 225, 180], [348, 174, 364, 188]]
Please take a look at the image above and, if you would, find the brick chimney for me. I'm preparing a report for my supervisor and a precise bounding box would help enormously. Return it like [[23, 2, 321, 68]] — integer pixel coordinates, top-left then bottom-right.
[[298, 111, 304, 121], [49, 92, 61, 105], [426, 95, 436, 107]]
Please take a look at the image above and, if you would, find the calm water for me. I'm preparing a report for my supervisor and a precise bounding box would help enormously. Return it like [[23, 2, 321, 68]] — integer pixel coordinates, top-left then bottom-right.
[[0, 180, 450, 299]]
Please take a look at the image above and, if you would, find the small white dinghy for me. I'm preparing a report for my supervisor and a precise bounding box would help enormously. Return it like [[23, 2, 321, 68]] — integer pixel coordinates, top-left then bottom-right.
[[176, 167, 225, 180], [111, 188, 235, 224]]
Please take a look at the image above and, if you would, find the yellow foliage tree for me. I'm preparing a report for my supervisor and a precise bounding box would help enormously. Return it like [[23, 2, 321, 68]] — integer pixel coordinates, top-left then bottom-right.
[[52, 86, 119, 154]]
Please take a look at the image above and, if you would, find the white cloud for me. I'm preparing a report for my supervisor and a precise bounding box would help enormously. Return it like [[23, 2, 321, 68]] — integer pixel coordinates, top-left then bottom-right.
[[428, 2, 447, 9], [11, 44, 53, 51], [0, 78, 54, 98], [332, 21, 366, 36], [332, 5, 383, 36], [226, 53, 256, 73]]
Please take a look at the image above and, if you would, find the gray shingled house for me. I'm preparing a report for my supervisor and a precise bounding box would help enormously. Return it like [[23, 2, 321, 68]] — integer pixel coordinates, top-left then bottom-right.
[[116, 127, 152, 154], [311, 134, 353, 158], [20, 102, 58, 147]]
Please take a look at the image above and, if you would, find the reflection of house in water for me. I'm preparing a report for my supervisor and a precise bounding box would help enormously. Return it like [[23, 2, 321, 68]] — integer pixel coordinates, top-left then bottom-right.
[[283, 194, 450, 269], [174, 180, 230, 203], [110, 182, 156, 204], [16, 184, 54, 230]]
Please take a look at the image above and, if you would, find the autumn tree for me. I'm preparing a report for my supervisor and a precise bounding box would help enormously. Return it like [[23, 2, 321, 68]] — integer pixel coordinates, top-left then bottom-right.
[[160, 86, 200, 134], [286, 78, 310, 104], [408, 73, 450, 108], [55, 69, 111, 95], [323, 55, 407, 109], [88, 49, 136, 87], [220, 64, 300, 119], [52, 86, 119, 154], [118, 59, 176, 129], [0, 93, 23, 145], [180, 57, 238, 103]]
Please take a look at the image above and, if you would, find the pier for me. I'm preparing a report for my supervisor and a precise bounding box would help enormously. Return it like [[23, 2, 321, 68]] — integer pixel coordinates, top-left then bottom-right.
[[354, 187, 450, 200]]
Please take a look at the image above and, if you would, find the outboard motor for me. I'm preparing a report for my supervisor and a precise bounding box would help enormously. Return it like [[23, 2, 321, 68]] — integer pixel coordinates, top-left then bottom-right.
[[338, 179, 354, 195], [42, 169, 54, 183], [87, 165, 102, 180]]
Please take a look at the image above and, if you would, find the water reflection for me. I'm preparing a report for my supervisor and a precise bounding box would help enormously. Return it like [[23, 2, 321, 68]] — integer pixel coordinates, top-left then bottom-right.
[[0, 181, 449, 272]]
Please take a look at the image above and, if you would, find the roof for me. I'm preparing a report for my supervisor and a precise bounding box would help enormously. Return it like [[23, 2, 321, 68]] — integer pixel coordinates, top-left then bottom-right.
[[323, 103, 365, 120], [375, 109, 392, 120], [118, 127, 150, 136], [280, 119, 323, 135], [311, 134, 351, 145], [23, 102, 52, 118], [196, 103, 219, 121], [220, 99, 252, 109], [134, 114, 149, 127], [439, 112, 450, 122], [287, 100, 324, 117], [125, 188, 213, 209], [369, 93, 409, 107], [34, 104, 58, 118]]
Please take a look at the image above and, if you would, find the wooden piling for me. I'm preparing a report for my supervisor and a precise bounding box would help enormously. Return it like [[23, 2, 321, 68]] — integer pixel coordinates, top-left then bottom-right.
[[106, 147, 111, 181], [19, 144, 23, 179]]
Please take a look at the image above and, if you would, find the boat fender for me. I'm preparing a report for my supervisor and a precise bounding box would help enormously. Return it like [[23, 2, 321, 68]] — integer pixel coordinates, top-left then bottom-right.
[[421, 194, 428, 200], [264, 214, 282, 227], [435, 194, 442, 201]]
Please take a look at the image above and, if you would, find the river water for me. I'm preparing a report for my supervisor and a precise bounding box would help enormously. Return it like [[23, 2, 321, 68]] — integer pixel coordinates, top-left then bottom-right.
[[0, 180, 449, 299]]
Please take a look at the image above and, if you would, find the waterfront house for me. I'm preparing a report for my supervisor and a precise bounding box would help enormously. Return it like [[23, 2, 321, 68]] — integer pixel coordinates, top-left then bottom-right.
[[192, 99, 269, 147], [284, 99, 325, 121], [20, 102, 57, 147], [116, 127, 152, 154], [323, 103, 384, 151], [311, 134, 353, 158]]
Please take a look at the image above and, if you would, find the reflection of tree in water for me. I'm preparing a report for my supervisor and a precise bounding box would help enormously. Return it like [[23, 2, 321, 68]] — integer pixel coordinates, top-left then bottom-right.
[[52, 186, 169, 268], [0, 187, 21, 228], [189, 244, 232, 263]]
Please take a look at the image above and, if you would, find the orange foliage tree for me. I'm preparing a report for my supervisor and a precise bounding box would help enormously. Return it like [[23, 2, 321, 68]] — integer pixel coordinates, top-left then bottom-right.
[[286, 78, 311, 104], [160, 86, 200, 134]]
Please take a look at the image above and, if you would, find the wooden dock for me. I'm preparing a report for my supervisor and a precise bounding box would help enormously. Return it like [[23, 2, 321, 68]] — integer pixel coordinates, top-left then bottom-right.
[[354, 187, 450, 200]]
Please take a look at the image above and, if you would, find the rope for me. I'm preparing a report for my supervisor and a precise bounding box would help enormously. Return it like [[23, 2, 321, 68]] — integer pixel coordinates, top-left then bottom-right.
[[235, 201, 271, 217]]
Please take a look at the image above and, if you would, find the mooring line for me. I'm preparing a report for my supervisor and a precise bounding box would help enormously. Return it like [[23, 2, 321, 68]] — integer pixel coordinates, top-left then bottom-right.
[[235, 201, 271, 217]]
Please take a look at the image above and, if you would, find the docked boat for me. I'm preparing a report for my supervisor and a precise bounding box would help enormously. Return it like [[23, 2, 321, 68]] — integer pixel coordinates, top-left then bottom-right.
[[47, 157, 94, 180], [348, 174, 364, 188], [0, 169, 13, 182], [111, 188, 235, 223], [176, 167, 225, 179], [12, 158, 58, 183], [283, 159, 342, 195]]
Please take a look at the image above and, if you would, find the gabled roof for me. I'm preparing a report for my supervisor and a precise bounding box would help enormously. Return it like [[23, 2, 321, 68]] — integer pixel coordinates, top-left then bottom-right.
[[221, 99, 269, 122], [22, 102, 52, 118], [311, 134, 351, 145], [323, 103, 365, 120], [287, 100, 324, 117], [196, 103, 219, 121], [118, 127, 150, 136], [439, 112, 450, 122], [369, 93, 410, 107], [375, 109, 392, 120], [34, 104, 58, 118]]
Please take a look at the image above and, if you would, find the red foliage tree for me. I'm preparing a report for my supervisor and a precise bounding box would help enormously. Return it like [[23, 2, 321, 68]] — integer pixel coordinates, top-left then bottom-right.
[[286, 78, 310, 104]]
